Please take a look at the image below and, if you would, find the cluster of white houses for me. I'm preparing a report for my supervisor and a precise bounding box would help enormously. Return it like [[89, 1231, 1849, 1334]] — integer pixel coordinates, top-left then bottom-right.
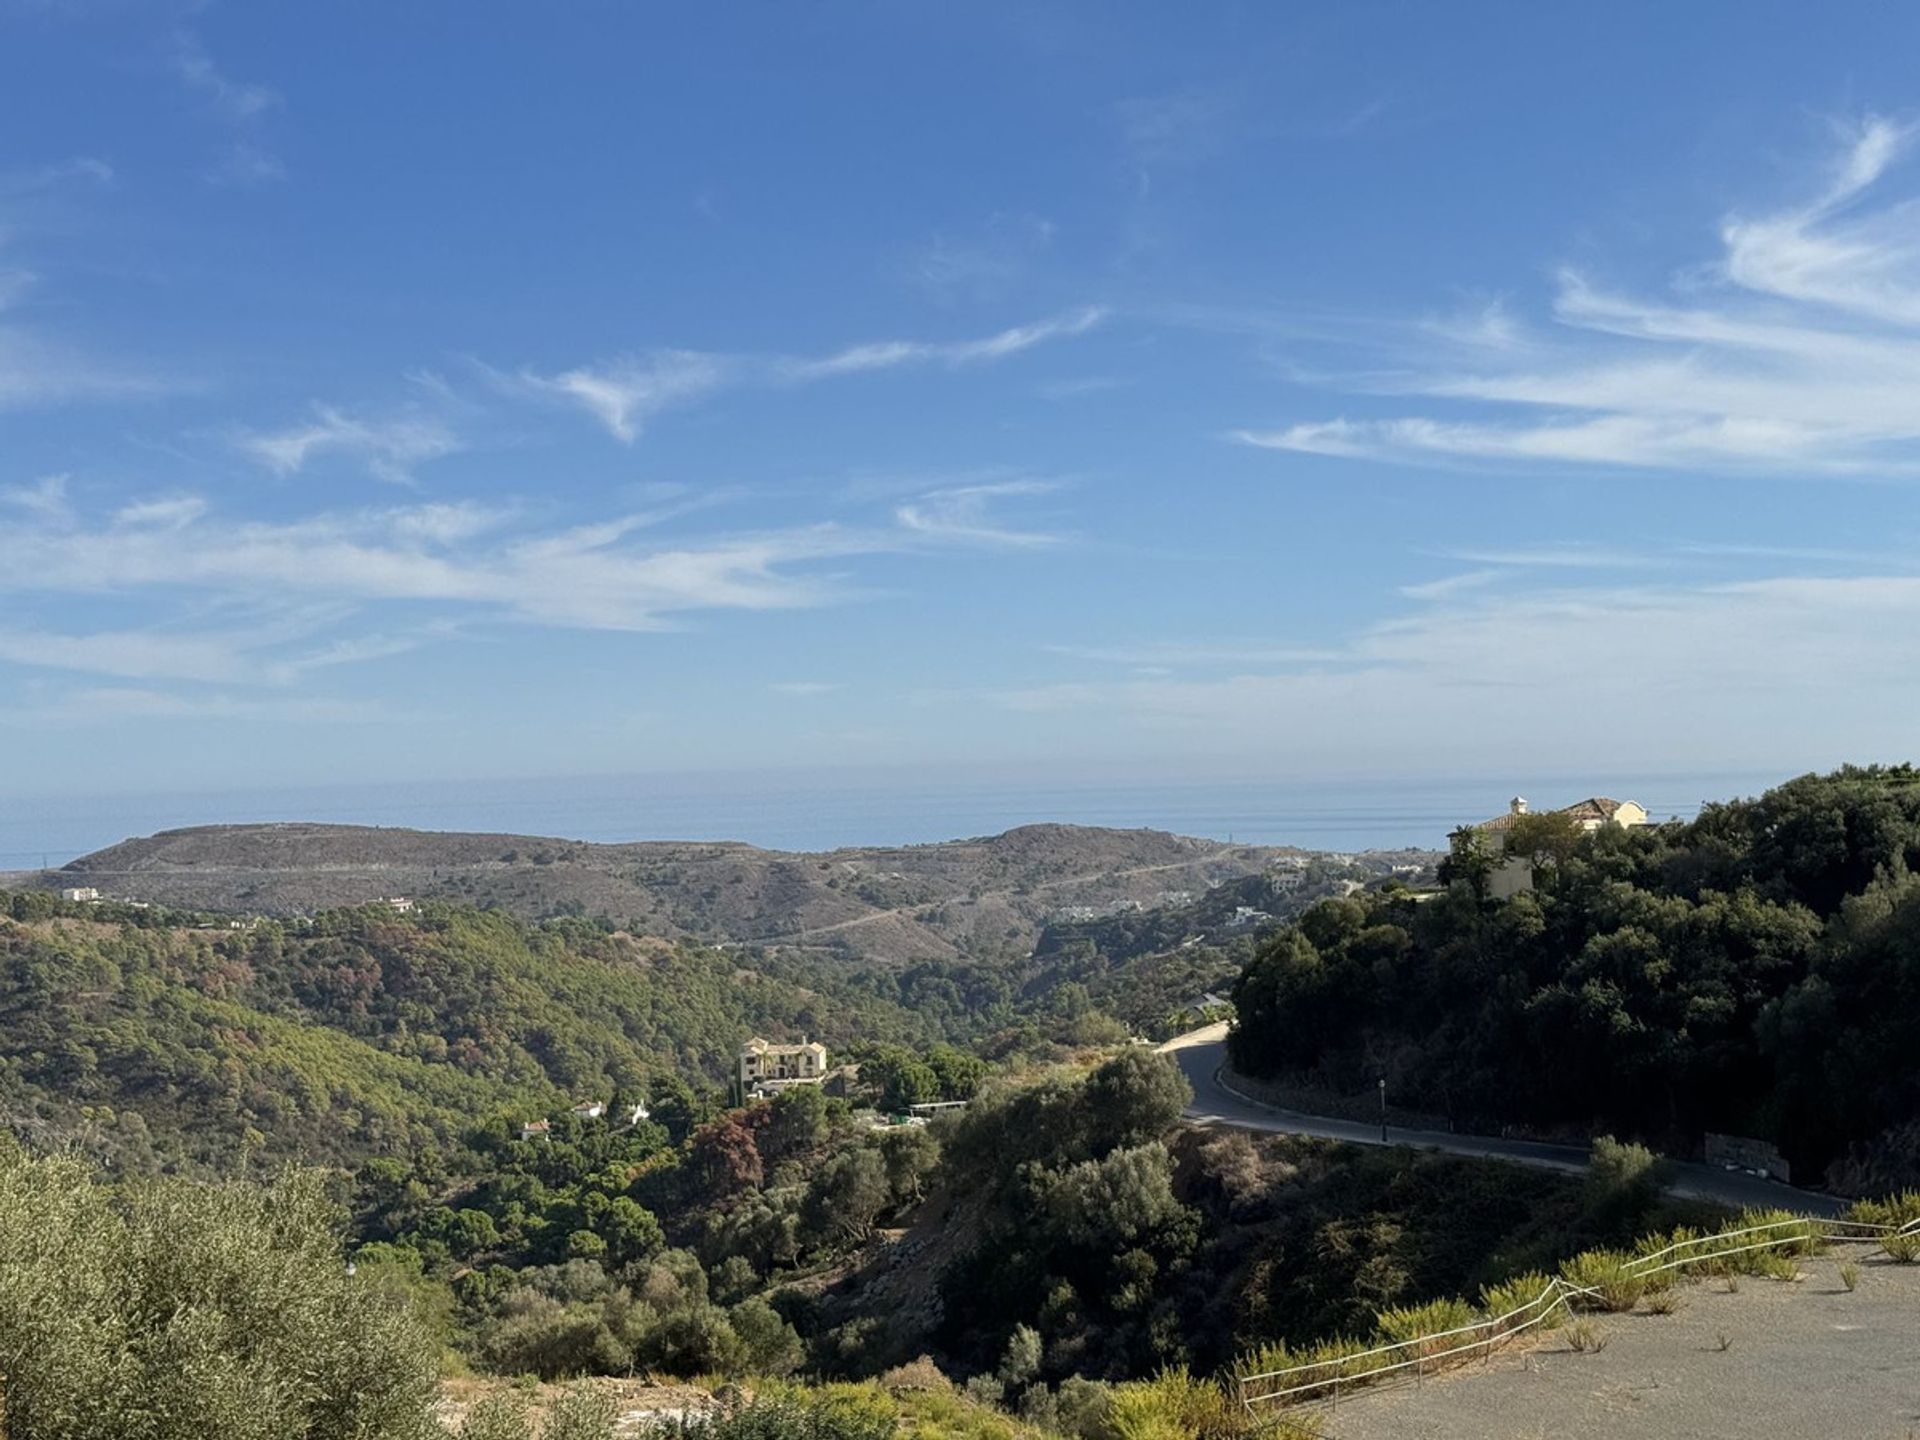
[[517, 1038, 842, 1141], [519, 1098, 650, 1143]]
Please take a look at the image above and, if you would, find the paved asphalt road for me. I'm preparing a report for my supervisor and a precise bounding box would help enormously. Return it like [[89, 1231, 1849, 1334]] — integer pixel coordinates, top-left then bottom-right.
[[1159, 1024, 1845, 1217]]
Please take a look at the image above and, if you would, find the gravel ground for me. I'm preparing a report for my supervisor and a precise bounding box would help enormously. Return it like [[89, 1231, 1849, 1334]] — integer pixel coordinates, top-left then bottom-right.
[[1323, 1254, 1920, 1440]]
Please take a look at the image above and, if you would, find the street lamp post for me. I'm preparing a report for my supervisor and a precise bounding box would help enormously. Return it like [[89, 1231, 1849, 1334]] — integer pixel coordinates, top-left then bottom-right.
[[1378, 1076, 1388, 1144]]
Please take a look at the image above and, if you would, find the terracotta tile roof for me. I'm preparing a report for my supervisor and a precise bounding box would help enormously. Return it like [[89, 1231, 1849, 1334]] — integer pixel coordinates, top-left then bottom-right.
[[1470, 796, 1636, 831]]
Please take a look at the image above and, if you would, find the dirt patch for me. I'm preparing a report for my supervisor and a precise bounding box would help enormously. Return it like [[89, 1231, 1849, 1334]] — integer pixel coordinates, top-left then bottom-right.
[[438, 1377, 722, 1436]]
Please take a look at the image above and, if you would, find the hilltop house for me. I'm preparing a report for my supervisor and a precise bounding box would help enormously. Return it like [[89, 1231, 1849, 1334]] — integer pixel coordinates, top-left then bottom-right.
[[518, 1119, 551, 1142], [739, 1038, 829, 1098], [1463, 795, 1649, 899], [60, 887, 100, 903]]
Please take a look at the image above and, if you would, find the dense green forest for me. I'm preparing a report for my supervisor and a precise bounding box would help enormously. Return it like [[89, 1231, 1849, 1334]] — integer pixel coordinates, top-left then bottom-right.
[[0, 894, 1116, 1169], [1229, 765, 1920, 1191], [340, 1045, 1703, 1406]]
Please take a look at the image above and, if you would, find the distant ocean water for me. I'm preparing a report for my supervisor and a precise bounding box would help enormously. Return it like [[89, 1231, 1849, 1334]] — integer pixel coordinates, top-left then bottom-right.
[[0, 767, 1793, 871]]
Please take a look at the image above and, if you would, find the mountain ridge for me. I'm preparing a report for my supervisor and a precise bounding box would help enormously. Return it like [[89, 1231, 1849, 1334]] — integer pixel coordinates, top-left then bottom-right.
[[21, 820, 1434, 965]]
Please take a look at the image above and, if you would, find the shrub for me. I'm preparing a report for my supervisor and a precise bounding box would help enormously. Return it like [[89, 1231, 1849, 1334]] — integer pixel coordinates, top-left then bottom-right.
[[543, 1384, 621, 1440], [1585, 1136, 1663, 1225], [1844, 1190, 1920, 1230], [1857, 1194, 1920, 1263], [671, 1394, 898, 1440], [1373, 1297, 1479, 1368], [481, 1296, 629, 1380], [1564, 1319, 1607, 1353], [1644, 1290, 1681, 1315], [1108, 1368, 1242, 1440], [457, 1392, 536, 1440], [1731, 1209, 1820, 1259], [1477, 1272, 1560, 1331], [1631, 1226, 1696, 1286], [0, 1149, 441, 1440], [998, 1324, 1043, 1387], [1053, 1376, 1115, 1440], [1559, 1250, 1644, 1312], [731, 1297, 805, 1377], [1236, 1336, 1373, 1403], [1839, 1261, 1862, 1291]]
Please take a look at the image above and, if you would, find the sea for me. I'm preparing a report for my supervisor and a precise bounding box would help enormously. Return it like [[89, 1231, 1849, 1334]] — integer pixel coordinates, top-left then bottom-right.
[[0, 766, 1797, 872]]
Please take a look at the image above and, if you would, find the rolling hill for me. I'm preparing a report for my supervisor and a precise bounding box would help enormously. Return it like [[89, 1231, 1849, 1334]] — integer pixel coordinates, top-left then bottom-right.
[[26, 821, 1434, 965]]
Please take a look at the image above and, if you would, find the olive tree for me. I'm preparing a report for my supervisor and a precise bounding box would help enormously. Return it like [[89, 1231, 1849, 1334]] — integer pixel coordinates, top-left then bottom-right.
[[0, 1145, 441, 1440]]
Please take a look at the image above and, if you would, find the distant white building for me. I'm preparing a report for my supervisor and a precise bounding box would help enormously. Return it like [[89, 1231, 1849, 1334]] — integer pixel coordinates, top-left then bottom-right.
[[518, 1119, 551, 1142], [381, 896, 416, 914], [569, 1101, 606, 1121], [60, 887, 101, 903], [623, 1100, 650, 1126], [1464, 796, 1650, 899], [739, 1037, 829, 1097]]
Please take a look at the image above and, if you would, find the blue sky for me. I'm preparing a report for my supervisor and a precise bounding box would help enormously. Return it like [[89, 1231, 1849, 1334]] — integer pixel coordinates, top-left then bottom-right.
[[5, 1, 1920, 802]]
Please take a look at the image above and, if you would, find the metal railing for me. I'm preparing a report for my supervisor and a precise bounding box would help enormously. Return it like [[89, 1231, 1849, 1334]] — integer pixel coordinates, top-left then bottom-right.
[[1238, 1212, 1920, 1416]]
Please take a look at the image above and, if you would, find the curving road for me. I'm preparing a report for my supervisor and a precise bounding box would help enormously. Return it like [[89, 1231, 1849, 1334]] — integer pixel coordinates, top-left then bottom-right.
[[1159, 1023, 1845, 1217]]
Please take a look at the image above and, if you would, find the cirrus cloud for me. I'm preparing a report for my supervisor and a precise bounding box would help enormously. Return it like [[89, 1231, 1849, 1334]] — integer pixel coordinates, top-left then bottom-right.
[[1237, 117, 1920, 480]]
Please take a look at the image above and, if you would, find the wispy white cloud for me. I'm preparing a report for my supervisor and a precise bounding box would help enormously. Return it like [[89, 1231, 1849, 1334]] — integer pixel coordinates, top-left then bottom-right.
[[1002, 571, 1920, 772], [1114, 89, 1237, 169], [0, 478, 1066, 696], [777, 307, 1107, 380], [1436, 543, 1658, 570], [1397, 569, 1500, 601], [1044, 640, 1344, 667], [510, 351, 727, 443], [234, 405, 463, 482], [170, 31, 283, 184], [0, 278, 173, 408], [113, 493, 207, 529], [895, 479, 1066, 549], [0, 627, 254, 684], [1237, 117, 1920, 480], [2, 473, 71, 522], [0, 156, 114, 196], [508, 308, 1105, 442], [910, 212, 1056, 300], [171, 31, 277, 121], [0, 686, 384, 727], [0, 204, 177, 409]]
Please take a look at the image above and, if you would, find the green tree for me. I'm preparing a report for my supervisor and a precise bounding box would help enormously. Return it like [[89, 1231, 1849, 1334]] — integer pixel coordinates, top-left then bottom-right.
[[1081, 1050, 1192, 1153], [861, 1046, 939, 1112], [925, 1044, 989, 1101], [0, 1147, 440, 1440], [802, 1146, 891, 1247]]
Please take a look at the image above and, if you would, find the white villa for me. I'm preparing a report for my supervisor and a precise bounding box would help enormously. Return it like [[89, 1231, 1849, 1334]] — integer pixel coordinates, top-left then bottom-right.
[[739, 1037, 829, 1098], [1466, 795, 1649, 899]]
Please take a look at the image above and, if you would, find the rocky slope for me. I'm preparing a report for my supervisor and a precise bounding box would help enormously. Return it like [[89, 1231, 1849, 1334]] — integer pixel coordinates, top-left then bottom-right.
[[27, 821, 1431, 964]]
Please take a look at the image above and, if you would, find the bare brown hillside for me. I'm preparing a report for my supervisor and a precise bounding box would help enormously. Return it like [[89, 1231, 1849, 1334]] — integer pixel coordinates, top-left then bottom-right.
[[25, 821, 1412, 964]]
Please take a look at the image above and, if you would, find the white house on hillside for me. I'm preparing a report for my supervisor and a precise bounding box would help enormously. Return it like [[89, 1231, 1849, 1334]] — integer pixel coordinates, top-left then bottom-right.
[[1465, 795, 1649, 899]]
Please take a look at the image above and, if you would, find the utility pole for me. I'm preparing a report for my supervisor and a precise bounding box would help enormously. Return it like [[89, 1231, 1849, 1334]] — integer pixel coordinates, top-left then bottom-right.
[[1378, 1075, 1388, 1144]]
